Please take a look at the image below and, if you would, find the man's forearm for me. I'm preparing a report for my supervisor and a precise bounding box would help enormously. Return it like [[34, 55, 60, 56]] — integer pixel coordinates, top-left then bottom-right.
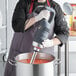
[[24, 10, 50, 30], [52, 38, 61, 46], [24, 17, 36, 30]]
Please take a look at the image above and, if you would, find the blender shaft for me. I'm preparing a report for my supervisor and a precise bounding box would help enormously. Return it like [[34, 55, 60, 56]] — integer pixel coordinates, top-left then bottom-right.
[[30, 51, 38, 64]]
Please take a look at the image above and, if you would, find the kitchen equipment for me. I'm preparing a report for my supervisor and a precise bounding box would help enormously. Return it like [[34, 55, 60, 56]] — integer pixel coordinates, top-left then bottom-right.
[[72, 5, 76, 31], [30, 19, 51, 64], [9, 53, 55, 76], [30, 6, 55, 64], [63, 2, 73, 15], [0, 11, 2, 27], [0, 39, 1, 52], [63, 2, 73, 33]]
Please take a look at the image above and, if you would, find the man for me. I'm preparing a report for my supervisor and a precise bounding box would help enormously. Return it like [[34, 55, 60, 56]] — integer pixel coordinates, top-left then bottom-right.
[[4, 0, 69, 76]]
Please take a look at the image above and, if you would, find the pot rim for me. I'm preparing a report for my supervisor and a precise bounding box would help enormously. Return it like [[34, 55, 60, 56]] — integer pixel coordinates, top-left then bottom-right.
[[15, 53, 55, 65]]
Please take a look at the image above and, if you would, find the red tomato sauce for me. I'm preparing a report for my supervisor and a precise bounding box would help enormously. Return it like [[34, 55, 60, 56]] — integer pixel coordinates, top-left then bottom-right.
[[19, 59, 50, 64]]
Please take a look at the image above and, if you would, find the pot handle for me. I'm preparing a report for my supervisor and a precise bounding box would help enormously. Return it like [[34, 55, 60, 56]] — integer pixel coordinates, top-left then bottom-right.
[[54, 59, 62, 65], [8, 59, 16, 66]]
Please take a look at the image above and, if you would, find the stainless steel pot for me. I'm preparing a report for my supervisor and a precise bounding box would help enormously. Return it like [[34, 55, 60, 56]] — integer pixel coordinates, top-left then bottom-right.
[[9, 53, 55, 76]]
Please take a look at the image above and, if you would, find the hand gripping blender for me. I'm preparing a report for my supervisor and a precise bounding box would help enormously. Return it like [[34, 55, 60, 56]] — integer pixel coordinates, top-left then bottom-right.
[[30, 7, 55, 64]]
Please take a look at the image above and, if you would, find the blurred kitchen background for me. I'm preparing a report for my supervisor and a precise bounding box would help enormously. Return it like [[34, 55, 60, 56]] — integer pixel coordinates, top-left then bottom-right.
[[0, 0, 76, 76]]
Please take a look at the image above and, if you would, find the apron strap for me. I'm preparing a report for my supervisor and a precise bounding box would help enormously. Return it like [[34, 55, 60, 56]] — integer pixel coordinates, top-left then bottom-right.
[[29, 0, 51, 14], [47, 0, 50, 7], [29, 0, 34, 14]]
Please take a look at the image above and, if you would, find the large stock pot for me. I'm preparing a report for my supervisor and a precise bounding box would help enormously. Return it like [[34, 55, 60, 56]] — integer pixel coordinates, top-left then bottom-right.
[[9, 53, 55, 76]]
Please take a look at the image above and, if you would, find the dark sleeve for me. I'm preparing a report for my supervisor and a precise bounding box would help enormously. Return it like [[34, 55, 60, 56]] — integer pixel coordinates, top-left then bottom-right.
[[54, 3, 69, 46], [12, 0, 28, 32]]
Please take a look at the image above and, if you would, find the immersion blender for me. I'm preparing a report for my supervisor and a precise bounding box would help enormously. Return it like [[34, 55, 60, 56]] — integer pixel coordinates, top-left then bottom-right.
[[30, 7, 55, 64]]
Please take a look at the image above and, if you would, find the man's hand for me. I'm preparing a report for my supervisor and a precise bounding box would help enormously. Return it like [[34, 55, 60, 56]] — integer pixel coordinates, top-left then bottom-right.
[[42, 39, 54, 48], [42, 38, 61, 48]]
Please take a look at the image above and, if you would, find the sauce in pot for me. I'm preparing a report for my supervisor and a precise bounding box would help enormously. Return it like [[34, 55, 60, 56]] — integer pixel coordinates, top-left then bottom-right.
[[19, 59, 51, 64]]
